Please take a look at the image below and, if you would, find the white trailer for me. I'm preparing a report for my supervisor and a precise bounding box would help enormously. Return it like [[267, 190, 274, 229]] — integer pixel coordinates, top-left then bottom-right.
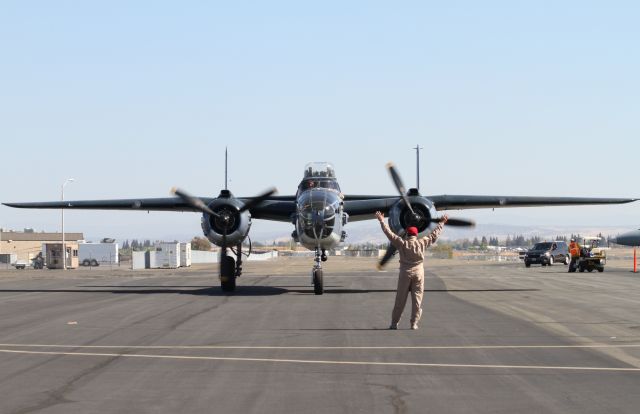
[[180, 243, 192, 267], [153, 242, 180, 268], [79, 243, 119, 266]]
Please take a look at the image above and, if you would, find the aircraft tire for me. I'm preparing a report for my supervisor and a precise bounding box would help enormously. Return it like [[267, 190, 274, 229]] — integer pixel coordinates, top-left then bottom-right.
[[525, 262, 531, 268], [313, 268, 324, 295], [220, 256, 236, 292]]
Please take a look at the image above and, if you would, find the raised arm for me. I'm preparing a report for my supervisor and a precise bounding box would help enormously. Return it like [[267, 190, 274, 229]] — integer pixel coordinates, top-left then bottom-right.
[[421, 214, 448, 247], [376, 211, 403, 248]]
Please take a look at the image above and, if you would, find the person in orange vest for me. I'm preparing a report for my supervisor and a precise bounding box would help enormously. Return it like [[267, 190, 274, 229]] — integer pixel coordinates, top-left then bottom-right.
[[568, 238, 581, 272]]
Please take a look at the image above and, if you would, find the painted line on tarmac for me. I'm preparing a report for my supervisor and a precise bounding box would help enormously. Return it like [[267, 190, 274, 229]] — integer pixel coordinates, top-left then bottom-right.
[[1, 343, 640, 350], [0, 348, 639, 372]]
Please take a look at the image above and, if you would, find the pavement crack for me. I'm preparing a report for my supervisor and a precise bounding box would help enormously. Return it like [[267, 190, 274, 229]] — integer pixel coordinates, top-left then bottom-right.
[[166, 297, 230, 331], [10, 355, 121, 414], [367, 382, 410, 414]]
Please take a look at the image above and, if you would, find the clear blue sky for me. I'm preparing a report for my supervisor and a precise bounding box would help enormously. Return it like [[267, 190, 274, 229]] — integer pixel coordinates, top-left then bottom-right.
[[1, 1, 638, 241]]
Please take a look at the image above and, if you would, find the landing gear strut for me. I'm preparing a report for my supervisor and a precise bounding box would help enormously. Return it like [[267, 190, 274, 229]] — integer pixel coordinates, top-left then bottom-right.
[[220, 253, 236, 292], [312, 248, 324, 295], [220, 244, 243, 292]]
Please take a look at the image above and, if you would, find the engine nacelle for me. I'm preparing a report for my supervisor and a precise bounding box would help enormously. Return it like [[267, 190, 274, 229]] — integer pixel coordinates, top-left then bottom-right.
[[388, 195, 437, 237], [200, 192, 251, 247]]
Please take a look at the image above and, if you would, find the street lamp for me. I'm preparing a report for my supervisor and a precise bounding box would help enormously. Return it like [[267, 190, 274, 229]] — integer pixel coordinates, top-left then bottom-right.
[[61, 178, 75, 269]]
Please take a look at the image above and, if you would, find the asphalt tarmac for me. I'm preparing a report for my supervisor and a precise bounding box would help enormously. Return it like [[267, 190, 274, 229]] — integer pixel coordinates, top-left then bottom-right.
[[1, 257, 639, 414]]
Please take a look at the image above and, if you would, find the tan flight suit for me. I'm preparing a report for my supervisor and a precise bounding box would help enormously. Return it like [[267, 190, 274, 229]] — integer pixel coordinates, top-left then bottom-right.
[[380, 221, 444, 326]]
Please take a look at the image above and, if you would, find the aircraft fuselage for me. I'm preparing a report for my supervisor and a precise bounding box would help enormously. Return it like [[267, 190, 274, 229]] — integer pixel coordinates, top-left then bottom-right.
[[294, 163, 346, 252]]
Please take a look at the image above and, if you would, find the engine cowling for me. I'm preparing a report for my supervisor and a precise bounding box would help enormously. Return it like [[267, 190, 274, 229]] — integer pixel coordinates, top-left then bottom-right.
[[387, 196, 437, 237], [200, 194, 251, 247]]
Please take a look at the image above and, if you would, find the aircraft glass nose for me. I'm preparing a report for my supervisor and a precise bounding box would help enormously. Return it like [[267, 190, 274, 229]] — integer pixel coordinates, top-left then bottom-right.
[[297, 191, 340, 239]]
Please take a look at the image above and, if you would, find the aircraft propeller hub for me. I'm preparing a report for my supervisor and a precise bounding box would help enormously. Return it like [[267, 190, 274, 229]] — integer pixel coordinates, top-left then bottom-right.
[[212, 208, 237, 232]]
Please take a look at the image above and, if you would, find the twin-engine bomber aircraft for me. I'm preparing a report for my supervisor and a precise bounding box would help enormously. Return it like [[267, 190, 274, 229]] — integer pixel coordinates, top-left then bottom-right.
[[3, 162, 637, 294]]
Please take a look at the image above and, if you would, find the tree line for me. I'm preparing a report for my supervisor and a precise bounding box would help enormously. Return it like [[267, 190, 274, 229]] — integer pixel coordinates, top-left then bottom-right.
[[121, 239, 154, 251]]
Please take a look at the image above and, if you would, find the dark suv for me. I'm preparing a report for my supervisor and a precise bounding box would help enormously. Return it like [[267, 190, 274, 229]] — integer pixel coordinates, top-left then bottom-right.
[[524, 241, 569, 267]]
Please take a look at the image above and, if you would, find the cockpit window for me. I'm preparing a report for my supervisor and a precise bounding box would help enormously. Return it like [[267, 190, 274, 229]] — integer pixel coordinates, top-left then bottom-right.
[[303, 162, 336, 178], [299, 179, 340, 192]]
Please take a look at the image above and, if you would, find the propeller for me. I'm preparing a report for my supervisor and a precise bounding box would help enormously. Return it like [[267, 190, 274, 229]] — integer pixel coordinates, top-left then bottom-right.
[[171, 187, 219, 217], [387, 162, 418, 221], [376, 230, 404, 270], [386, 163, 475, 228], [377, 244, 397, 270], [377, 162, 475, 269], [433, 217, 475, 227], [239, 187, 278, 213], [172, 186, 277, 288], [171, 186, 278, 219]]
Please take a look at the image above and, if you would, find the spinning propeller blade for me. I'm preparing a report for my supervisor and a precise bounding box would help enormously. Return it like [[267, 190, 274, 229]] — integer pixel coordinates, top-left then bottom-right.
[[377, 243, 398, 270], [171, 187, 220, 217], [434, 217, 475, 227], [239, 187, 278, 213], [387, 163, 416, 216]]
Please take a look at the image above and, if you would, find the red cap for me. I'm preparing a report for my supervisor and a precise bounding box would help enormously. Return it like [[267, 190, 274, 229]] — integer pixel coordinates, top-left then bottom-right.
[[406, 226, 418, 236]]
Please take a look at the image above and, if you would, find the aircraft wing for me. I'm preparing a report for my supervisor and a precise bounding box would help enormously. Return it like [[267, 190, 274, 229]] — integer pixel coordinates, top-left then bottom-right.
[[428, 195, 638, 211], [2, 198, 208, 212], [5, 194, 636, 223], [2, 197, 297, 222], [343, 195, 637, 222]]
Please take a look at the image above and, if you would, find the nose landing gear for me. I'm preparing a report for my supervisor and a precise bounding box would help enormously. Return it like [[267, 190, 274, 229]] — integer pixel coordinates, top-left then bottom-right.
[[312, 248, 325, 295], [220, 253, 236, 292], [220, 243, 243, 293]]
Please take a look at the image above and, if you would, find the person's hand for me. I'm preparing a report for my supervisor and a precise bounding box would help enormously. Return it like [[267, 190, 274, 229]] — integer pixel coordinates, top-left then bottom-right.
[[441, 214, 449, 224], [375, 211, 384, 223]]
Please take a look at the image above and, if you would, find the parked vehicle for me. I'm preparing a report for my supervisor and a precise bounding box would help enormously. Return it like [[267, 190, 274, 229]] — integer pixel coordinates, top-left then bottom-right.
[[524, 241, 569, 267], [569, 236, 607, 273], [13, 260, 29, 269]]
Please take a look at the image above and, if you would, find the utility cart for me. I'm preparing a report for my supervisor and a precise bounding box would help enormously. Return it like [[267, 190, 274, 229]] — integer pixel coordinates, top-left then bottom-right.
[[569, 236, 608, 273]]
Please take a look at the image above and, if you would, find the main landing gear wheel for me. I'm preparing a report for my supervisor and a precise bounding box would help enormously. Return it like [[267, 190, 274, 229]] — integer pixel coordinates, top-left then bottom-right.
[[313, 268, 324, 295], [220, 255, 236, 292]]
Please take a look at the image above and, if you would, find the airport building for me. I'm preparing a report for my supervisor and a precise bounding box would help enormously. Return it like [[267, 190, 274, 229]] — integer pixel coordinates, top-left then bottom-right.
[[0, 229, 85, 262]]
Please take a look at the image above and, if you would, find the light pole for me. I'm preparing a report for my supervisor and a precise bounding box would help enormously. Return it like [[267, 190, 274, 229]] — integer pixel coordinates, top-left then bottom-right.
[[61, 178, 75, 269]]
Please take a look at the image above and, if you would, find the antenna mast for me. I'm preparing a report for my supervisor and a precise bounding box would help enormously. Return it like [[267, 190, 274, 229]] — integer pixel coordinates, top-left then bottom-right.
[[413, 144, 423, 190], [225, 147, 228, 190]]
